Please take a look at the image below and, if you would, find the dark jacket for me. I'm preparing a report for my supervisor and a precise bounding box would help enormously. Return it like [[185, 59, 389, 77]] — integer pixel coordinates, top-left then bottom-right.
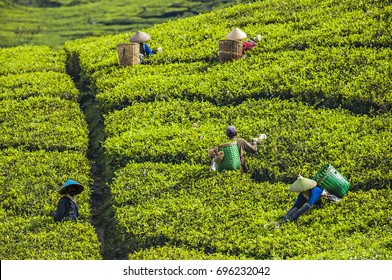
[[54, 196, 79, 222]]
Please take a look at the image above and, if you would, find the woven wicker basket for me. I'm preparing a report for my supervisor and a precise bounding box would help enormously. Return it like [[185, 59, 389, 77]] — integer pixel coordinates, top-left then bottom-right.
[[216, 142, 241, 172], [117, 43, 140, 66], [312, 164, 350, 198], [219, 40, 243, 63]]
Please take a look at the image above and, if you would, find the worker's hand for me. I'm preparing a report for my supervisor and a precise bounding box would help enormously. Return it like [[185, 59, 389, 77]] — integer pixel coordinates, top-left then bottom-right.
[[253, 34, 262, 42], [157, 47, 163, 53], [253, 133, 267, 143], [259, 133, 267, 140]]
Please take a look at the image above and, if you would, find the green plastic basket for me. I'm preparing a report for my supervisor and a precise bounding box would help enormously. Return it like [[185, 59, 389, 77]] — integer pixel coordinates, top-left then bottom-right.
[[312, 164, 350, 198], [216, 142, 241, 172]]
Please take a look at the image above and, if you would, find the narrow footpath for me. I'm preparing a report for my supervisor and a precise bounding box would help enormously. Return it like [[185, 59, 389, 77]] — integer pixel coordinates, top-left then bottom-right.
[[77, 91, 129, 259], [65, 50, 130, 258]]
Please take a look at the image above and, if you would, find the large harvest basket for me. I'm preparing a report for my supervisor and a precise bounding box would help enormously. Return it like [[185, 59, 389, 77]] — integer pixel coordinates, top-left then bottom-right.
[[312, 164, 350, 198], [117, 43, 140, 66], [219, 40, 243, 63], [217, 142, 241, 172]]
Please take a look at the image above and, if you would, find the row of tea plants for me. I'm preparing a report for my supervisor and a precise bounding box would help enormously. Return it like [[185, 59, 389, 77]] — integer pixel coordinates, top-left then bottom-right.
[[64, 0, 391, 115], [0, 46, 101, 259], [102, 99, 391, 190], [110, 163, 391, 259]]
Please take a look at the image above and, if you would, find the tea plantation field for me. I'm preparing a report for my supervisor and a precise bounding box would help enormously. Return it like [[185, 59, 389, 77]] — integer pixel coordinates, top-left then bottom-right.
[[1, 0, 391, 260], [0, 0, 244, 48]]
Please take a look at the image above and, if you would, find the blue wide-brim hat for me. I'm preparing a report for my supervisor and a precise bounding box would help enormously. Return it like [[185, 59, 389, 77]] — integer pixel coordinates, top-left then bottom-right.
[[59, 179, 84, 195]]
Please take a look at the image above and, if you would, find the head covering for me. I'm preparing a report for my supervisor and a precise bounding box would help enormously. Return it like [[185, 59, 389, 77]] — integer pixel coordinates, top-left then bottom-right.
[[289, 175, 317, 192], [226, 125, 237, 138], [226, 28, 247, 40], [129, 31, 151, 43], [59, 179, 84, 195]]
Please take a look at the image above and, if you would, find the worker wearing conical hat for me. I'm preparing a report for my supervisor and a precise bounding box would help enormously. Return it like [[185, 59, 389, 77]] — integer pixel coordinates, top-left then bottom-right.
[[226, 27, 262, 55], [281, 175, 340, 225], [226, 27, 247, 40], [130, 30, 162, 64], [54, 179, 84, 222], [280, 176, 321, 224]]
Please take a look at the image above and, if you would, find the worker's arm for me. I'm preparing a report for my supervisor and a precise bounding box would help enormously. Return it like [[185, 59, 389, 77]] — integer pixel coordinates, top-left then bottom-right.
[[144, 43, 154, 56], [54, 197, 68, 222], [208, 147, 219, 158], [242, 41, 256, 52], [237, 138, 258, 154], [307, 186, 323, 206]]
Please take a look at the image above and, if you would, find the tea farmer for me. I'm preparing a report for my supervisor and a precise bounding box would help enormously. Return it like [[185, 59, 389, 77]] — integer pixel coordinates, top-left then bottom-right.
[[226, 27, 262, 56], [280, 175, 340, 225], [54, 179, 84, 222], [129, 30, 162, 63], [208, 125, 267, 172]]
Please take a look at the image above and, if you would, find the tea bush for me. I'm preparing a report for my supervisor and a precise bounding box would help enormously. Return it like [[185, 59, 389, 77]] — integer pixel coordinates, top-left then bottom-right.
[[128, 244, 250, 260], [0, 71, 79, 101], [103, 99, 391, 190], [0, 214, 102, 260], [1, 0, 391, 260], [111, 162, 391, 259], [0, 45, 66, 75], [94, 47, 391, 114], [0, 97, 89, 153], [63, 0, 391, 114]]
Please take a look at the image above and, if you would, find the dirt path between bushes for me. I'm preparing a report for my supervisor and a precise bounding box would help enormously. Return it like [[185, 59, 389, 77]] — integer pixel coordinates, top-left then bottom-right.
[[79, 93, 128, 259]]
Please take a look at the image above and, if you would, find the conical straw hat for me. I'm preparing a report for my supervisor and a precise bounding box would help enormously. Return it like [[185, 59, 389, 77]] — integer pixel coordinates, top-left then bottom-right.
[[130, 31, 151, 43], [226, 28, 247, 40], [59, 179, 84, 195], [289, 175, 317, 192]]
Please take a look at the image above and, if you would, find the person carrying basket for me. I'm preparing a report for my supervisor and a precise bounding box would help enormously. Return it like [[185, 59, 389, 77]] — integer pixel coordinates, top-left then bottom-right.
[[280, 169, 347, 225], [226, 28, 262, 56], [208, 125, 267, 172], [129, 30, 162, 64]]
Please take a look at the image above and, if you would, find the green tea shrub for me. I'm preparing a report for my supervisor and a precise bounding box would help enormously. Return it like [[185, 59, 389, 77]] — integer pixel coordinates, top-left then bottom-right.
[[2, 0, 390, 261], [0, 45, 101, 260], [0, 71, 79, 101], [0, 97, 89, 153], [64, 34, 126, 88], [111, 163, 391, 259], [0, 148, 92, 218], [129, 244, 250, 260], [63, 0, 391, 113], [111, 162, 285, 254], [110, 162, 210, 207], [93, 46, 391, 114], [103, 99, 391, 190], [0, 214, 101, 260], [0, 45, 66, 75]]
